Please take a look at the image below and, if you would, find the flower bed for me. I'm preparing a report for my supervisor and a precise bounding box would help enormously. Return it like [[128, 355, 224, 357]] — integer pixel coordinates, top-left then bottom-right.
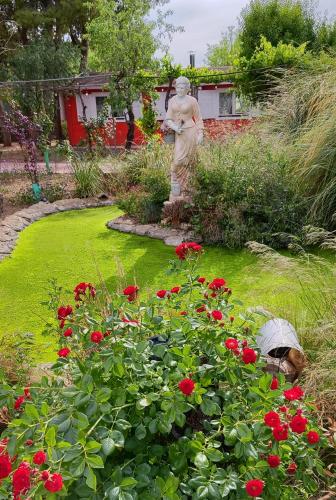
[[0, 243, 327, 499]]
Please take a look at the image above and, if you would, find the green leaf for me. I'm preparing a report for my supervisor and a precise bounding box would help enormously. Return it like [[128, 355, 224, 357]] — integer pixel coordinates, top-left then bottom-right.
[[86, 440, 102, 453], [194, 452, 209, 469], [136, 397, 151, 410], [102, 437, 115, 456], [96, 387, 112, 403], [120, 477, 138, 489], [135, 424, 146, 440], [86, 467, 97, 491], [25, 403, 39, 420], [113, 363, 125, 377], [206, 448, 223, 462], [110, 430, 125, 448], [45, 426, 56, 447], [71, 459, 86, 477], [196, 485, 209, 499], [86, 454, 104, 468]]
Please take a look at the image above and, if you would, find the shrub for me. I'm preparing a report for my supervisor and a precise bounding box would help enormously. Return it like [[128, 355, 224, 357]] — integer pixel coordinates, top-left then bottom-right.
[[192, 132, 307, 248], [0, 246, 328, 499], [71, 154, 102, 198]]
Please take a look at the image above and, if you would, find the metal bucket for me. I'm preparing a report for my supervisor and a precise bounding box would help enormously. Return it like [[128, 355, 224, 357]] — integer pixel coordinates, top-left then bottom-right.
[[256, 318, 303, 357]]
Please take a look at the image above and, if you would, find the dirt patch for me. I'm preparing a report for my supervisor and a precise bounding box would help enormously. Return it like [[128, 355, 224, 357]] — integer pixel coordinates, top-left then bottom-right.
[[0, 172, 76, 220]]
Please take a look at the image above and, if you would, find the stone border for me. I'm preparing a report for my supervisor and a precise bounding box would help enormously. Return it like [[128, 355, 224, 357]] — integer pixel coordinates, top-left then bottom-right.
[[106, 216, 202, 246], [0, 198, 114, 262]]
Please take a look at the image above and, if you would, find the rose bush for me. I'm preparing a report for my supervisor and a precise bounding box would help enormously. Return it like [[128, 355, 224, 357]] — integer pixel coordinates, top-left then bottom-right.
[[0, 244, 327, 499]]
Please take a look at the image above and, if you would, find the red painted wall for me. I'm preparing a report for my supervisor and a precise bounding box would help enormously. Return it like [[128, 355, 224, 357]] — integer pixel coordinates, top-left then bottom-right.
[[63, 94, 252, 148]]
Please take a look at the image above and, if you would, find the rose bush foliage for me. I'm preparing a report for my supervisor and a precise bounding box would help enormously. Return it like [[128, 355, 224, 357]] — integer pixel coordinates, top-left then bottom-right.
[[0, 244, 327, 499]]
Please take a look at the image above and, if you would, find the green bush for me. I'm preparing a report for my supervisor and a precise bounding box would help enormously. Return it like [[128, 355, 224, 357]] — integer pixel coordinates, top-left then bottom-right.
[[0, 247, 328, 499], [192, 133, 307, 248], [71, 154, 102, 198]]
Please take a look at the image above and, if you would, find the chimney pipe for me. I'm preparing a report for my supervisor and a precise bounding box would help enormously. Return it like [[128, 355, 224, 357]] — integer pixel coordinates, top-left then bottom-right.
[[189, 52, 195, 68]]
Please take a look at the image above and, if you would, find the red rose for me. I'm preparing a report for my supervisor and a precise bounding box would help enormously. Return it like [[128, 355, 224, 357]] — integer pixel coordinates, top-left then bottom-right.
[[0, 454, 12, 479], [91, 331, 103, 344], [211, 310, 223, 321], [279, 405, 289, 413], [178, 378, 195, 396], [245, 479, 264, 497], [12, 462, 31, 496], [58, 347, 70, 358], [63, 328, 73, 337], [14, 396, 25, 411], [242, 339, 248, 347], [208, 278, 226, 290], [59, 319, 65, 329], [270, 376, 279, 390], [33, 451, 47, 465], [197, 277, 206, 284], [170, 286, 181, 294], [229, 315, 235, 322], [307, 430, 320, 444], [175, 242, 202, 260], [44, 472, 63, 493], [123, 285, 139, 302], [180, 311, 187, 316], [242, 347, 257, 364], [74, 282, 96, 301], [57, 305, 73, 320], [283, 386, 304, 401], [196, 305, 206, 313], [267, 454, 281, 468], [264, 411, 281, 428], [289, 414, 308, 434], [25, 439, 33, 446], [225, 338, 239, 350], [272, 424, 289, 441], [41, 470, 50, 481], [157, 290, 168, 299], [287, 462, 297, 475]]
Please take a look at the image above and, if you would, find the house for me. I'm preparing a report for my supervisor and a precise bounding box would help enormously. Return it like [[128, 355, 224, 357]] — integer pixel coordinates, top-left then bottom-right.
[[59, 73, 253, 147]]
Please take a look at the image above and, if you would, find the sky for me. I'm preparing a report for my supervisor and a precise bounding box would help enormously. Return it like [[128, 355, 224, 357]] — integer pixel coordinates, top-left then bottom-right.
[[160, 0, 336, 66]]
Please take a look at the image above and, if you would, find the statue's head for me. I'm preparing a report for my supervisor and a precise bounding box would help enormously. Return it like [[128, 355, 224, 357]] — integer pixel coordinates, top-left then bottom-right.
[[175, 76, 191, 97]]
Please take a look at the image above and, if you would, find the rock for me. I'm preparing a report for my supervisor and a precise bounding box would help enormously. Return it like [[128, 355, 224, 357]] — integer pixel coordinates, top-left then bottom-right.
[[0, 241, 14, 254], [0, 225, 18, 239], [164, 236, 185, 246], [0, 230, 18, 243], [2, 215, 30, 232], [245, 241, 276, 256]]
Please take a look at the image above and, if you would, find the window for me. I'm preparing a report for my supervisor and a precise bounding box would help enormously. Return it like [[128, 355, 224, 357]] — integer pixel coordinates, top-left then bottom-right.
[[95, 96, 125, 119], [219, 92, 233, 116]]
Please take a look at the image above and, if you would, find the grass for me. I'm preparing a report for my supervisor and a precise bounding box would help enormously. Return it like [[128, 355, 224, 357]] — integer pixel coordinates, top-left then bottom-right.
[[0, 206, 334, 366]]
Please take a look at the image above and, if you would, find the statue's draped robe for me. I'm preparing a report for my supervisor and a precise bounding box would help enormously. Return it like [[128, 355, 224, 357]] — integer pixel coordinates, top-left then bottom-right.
[[166, 95, 204, 198]]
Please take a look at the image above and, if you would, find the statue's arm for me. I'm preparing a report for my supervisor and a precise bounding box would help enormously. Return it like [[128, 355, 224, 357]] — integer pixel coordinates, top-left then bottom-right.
[[165, 100, 182, 134]]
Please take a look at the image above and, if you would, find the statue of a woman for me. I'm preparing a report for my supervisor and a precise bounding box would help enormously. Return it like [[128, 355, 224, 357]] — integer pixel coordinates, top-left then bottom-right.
[[165, 76, 204, 201]]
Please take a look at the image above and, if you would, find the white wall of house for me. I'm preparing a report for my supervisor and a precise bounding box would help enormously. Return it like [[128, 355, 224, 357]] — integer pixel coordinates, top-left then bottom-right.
[[75, 90, 142, 122]]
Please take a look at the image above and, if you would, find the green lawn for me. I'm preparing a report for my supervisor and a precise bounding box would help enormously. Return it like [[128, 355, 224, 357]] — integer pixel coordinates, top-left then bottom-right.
[[0, 206, 321, 361]]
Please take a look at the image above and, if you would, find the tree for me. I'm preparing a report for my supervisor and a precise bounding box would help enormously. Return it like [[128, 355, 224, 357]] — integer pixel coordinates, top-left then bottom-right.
[[205, 27, 241, 67], [88, 0, 168, 149], [239, 0, 317, 60]]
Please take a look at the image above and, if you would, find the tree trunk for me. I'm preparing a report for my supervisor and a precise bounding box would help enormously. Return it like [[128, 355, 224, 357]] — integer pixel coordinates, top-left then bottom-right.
[[54, 93, 64, 141], [165, 77, 174, 112], [0, 101, 11, 146], [125, 107, 135, 150], [79, 39, 89, 73]]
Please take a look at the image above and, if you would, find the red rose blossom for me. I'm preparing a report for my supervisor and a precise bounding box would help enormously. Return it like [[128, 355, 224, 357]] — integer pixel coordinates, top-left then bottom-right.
[[178, 378, 195, 396], [74, 282, 96, 301], [57, 305, 73, 320], [14, 396, 25, 411], [123, 285, 139, 302], [270, 376, 279, 390], [225, 338, 239, 350], [33, 451, 47, 466], [12, 462, 31, 496], [211, 310, 223, 321], [272, 424, 289, 441], [267, 454, 281, 468], [170, 286, 181, 294], [307, 430, 320, 444], [63, 327, 73, 337], [208, 278, 226, 290], [25, 439, 33, 446], [90, 331, 103, 344], [196, 305, 206, 313], [157, 289, 168, 299], [197, 277, 206, 283], [242, 347, 257, 364], [245, 479, 264, 497], [44, 472, 63, 493], [229, 315, 235, 322], [287, 462, 297, 475], [283, 386, 304, 401], [289, 414, 308, 434], [279, 405, 289, 413], [58, 347, 70, 358], [0, 453, 12, 479], [264, 411, 281, 428], [180, 311, 187, 316], [41, 470, 50, 481], [175, 242, 202, 260]]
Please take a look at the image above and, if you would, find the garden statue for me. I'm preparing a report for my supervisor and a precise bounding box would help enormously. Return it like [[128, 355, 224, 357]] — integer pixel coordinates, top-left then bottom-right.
[[165, 76, 204, 202]]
